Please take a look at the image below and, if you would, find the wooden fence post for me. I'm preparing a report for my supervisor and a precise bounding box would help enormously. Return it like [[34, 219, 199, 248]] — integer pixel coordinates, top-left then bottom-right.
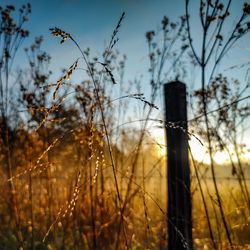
[[164, 81, 192, 250]]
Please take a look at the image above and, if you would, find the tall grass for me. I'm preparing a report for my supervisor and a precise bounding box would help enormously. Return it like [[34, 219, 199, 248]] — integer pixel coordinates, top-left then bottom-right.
[[0, 2, 250, 250]]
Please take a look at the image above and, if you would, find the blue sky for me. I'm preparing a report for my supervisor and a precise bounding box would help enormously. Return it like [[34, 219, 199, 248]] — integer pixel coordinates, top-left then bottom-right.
[[1, 0, 187, 117], [2, 0, 249, 85], [1, 0, 250, 153]]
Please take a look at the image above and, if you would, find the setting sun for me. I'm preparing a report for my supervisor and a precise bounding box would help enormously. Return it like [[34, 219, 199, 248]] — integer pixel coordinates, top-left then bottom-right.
[[189, 136, 250, 165], [152, 130, 249, 165]]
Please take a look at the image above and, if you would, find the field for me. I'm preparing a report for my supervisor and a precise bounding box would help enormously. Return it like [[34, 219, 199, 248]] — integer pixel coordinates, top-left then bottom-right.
[[0, 1, 250, 249]]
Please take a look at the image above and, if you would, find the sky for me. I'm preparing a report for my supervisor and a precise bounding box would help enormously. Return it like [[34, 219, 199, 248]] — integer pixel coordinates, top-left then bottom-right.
[[2, 0, 248, 80], [1, 0, 183, 74], [1, 0, 250, 163], [1, 0, 249, 83]]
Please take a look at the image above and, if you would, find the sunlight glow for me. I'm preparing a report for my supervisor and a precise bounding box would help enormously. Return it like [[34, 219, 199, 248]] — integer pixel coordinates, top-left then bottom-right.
[[189, 136, 210, 164], [152, 129, 249, 165], [157, 141, 167, 157], [151, 129, 166, 158], [189, 136, 250, 165], [189, 136, 231, 165]]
